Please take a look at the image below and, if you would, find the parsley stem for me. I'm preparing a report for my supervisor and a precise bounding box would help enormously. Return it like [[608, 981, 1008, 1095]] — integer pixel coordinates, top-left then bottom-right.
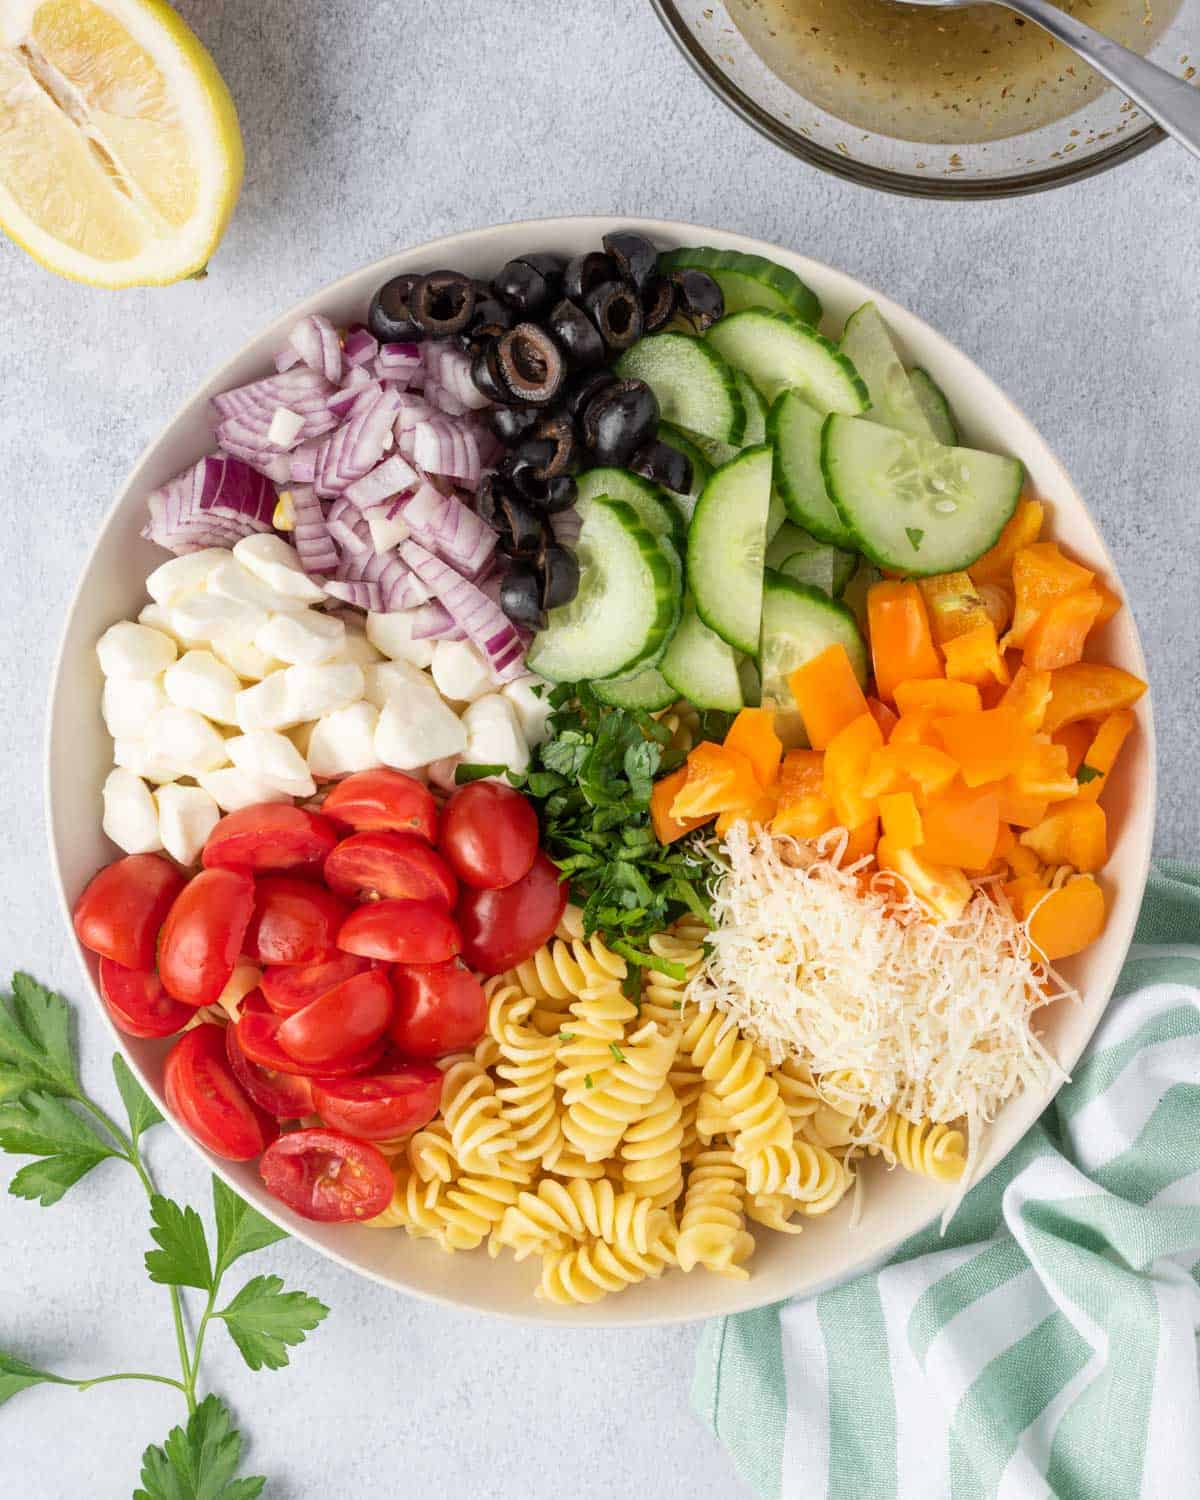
[[71, 1371, 188, 1395]]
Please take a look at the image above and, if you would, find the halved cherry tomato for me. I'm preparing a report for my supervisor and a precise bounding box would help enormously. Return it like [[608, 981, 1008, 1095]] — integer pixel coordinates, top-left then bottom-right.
[[259, 1127, 393, 1222], [73, 854, 187, 971], [323, 830, 458, 908], [439, 782, 539, 890], [163, 1023, 277, 1161], [236, 1003, 385, 1078], [312, 1064, 443, 1141], [390, 959, 487, 1059], [225, 1009, 315, 1119], [456, 850, 567, 974], [275, 969, 394, 1069], [320, 769, 437, 841], [98, 957, 194, 1039], [244, 877, 349, 966], [260, 951, 371, 1016], [337, 898, 461, 964], [202, 804, 338, 874], [158, 868, 256, 1007]]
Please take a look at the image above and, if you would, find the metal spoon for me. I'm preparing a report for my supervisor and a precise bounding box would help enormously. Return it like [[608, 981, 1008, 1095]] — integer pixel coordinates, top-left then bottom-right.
[[902, 0, 1200, 159]]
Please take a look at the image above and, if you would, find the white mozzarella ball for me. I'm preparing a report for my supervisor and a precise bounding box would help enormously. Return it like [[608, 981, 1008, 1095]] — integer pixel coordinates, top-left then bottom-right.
[[145, 549, 227, 607], [102, 675, 168, 740], [365, 610, 435, 669], [154, 783, 220, 866], [137, 601, 184, 642], [431, 640, 495, 704], [234, 673, 295, 732], [145, 706, 230, 778], [327, 618, 383, 668], [461, 694, 530, 775], [207, 555, 307, 615], [197, 766, 292, 812], [113, 737, 177, 784], [227, 731, 316, 797], [284, 663, 364, 722], [232, 534, 327, 603], [211, 633, 283, 682], [362, 658, 435, 709], [163, 650, 241, 725], [169, 592, 268, 649], [97, 621, 177, 679], [425, 754, 462, 794], [255, 610, 345, 666], [502, 673, 553, 748], [307, 702, 381, 779], [102, 768, 162, 854], [375, 691, 466, 771]]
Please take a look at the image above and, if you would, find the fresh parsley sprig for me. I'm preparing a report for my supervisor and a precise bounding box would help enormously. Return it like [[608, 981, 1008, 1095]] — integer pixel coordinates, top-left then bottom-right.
[[0, 973, 329, 1498]]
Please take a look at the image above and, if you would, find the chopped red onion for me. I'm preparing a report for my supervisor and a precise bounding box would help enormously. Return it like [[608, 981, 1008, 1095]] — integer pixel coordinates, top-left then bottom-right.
[[290, 440, 321, 483], [366, 503, 411, 554], [376, 343, 422, 390], [343, 326, 379, 367], [212, 367, 334, 421], [400, 486, 495, 577], [409, 600, 466, 640], [424, 343, 490, 412], [343, 454, 419, 511], [343, 364, 377, 391], [400, 541, 525, 681], [282, 313, 342, 385], [396, 415, 481, 487], [331, 539, 427, 611], [326, 497, 371, 555], [324, 579, 385, 611], [290, 485, 337, 575], [143, 456, 276, 554]]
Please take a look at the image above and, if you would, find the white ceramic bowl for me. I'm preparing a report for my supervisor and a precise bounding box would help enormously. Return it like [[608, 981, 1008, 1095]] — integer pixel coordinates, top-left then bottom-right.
[[47, 217, 1155, 1326]]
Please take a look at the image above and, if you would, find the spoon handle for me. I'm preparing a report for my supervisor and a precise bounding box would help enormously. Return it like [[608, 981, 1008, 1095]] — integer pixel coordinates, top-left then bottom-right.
[[1004, 0, 1200, 158]]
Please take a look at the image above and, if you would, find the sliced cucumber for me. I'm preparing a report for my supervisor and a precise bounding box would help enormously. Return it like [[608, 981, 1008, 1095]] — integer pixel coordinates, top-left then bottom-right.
[[660, 598, 743, 712], [527, 496, 681, 683], [593, 664, 677, 711], [840, 557, 881, 632], [576, 467, 685, 550], [767, 388, 856, 549], [687, 444, 773, 655], [656, 424, 712, 521], [759, 571, 868, 748], [658, 246, 822, 326], [840, 303, 935, 440], [765, 522, 856, 599], [822, 415, 1024, 576], [831, 548, 857, 598], [735, 371, 768, 444], [616, 334, 745, 445], [765, 486, 787, 545], [737, 654, 762, 708], [682, 428, 739, 469], [909, 368, 959, 445], [708, 309, 868, 411]]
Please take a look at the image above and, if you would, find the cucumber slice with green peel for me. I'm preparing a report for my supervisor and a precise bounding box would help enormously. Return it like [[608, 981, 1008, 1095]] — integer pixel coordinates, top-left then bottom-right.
[[656, 424, 712, 520], [765, 486, 787, 545], [682, 428, 739, 470], [759, 571, 868, 748], [767, 388, 856, 549], [831, 548, 857, 598], [616, 334, 745, 445], [765, 522, 857, 599], [734, 371, 768, 444], [840, 557, 881, 631], [909, 368, 959, 445], [526, 496, 682, 683], [840, 303, 935, 440], [737, 654, 762, 708], [765, 521, 816, 571], [575, 467, 685, 550], [658, 246, 822, 326], [659, 599, 743, 712], [687, 444, 773, 656], [708, 309, 868, 411], [821, 415, 1024, 576], [593, 664, 678, 711]]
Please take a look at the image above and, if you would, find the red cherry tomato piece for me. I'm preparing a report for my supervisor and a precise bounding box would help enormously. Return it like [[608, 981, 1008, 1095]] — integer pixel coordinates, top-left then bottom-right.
[[260, 951, 371, 1016], [235, 1004, 385, 1078], [456, 851, 567, 974], [202, 804, 338, 874], [337, 898, 461, 964], [439, 782, 539, 890], [157, 868, 256, 1008], [323, 830, 458, 908], [163, 1024, 276, 1161], [389, 959, 488, 1060], [73, 854, 187, 971], [243, 876, 349, 966], [320, 769, 437, 841], [311, 1064, 443, 1141], [259, 1127, 393, 1222], [225, 1010, 315, 1119], [97, 958, 194, 1039], [275, 969, 394, 1069]]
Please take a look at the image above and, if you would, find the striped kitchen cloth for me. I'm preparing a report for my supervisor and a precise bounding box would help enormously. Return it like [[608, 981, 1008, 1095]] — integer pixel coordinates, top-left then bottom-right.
[[693, 861, 1200, 1500]]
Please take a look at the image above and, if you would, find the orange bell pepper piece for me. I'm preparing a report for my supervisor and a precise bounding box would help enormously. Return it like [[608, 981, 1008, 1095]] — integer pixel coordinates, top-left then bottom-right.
[[724, 707, 783, 789], [861, 742, 960, 800], [842, 817, 879, 864], [1092, 580, 1122, 627], [1020, 798, 1107, 873], [671, 743, 761, 821], [879, 791, 923, 849], [975, 580, 1015, 634], [889, 706, 937, 746], [1004, 873, 1049, 921], [866, 696, 899, 739], [933, 706, 1030, 787], [894, 679, 981, 716], [823, 712, 885, 829], [1022, 589, 1103, 672], [1014, 741, 1078, 803], [1006, 844, 1041, 877], [867, 582, 942, 704], [1076, 710, 1136, 803], [1001, 665, 1053, 731], [651, 768, 712, 845], [1009, 543, 1095, 646], [878, 838, 972, 921], [716, 790, 779, 837], [772, 750, 835, 840], [1051, 721, 1094, 776], [969, 498, 1045, 585], [1042, 664, 1147, 734], [991, 821, 1017, 863], [997, 780, 1049, 829], [788, 645, 870, 752], [1027, 876, 1106, 960], [917, 572, 992, 645], [919, 781, 1000, 871], [942, 623, 1011, 688]]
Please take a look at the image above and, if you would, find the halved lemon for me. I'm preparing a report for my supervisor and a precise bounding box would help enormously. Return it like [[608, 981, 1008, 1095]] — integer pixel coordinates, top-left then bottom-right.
[[0, 0, 242, 286]]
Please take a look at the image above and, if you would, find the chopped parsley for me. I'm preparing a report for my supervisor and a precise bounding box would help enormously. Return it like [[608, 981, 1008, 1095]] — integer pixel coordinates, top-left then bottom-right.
[[905, 527, 925, 551], [584, 1074, 594, 1090], [1076, 764, 1103, 785], [608, 1042, 625, 1063]]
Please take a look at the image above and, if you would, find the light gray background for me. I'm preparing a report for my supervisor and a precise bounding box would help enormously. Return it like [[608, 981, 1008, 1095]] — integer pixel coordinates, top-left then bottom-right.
[[1, 2, 1195, 1496]]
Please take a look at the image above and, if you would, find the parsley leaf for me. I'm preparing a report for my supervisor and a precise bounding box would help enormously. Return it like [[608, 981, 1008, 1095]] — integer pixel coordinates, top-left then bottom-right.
[[0, 1350, 72, 1408], [135, 1393, 265, 1500], [0, 974, 79, 1102], [0, 1093, 120, 1205], [905, 527, 924, 551], [608, 1042, 625, 1063], [212, 1176, 287, 1279], [453, 762, 507, 785], [113, 1054, 162, 1146], [1076, 763, 1103, 785], [145, 1195, 213, 1291], [216, 1275, 328, 1373]]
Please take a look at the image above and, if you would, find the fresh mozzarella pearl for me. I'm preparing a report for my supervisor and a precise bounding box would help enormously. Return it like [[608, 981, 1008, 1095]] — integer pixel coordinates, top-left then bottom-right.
[[461, 694, 530, 775], [207, 555, 308, 615], [365, 609, 435, 669], [144, 549, 227, 607], [102, 768, 162, 854], [154, 783, 220, 866], [197, 766, 292, 812], [144, 706, 230, 778], [431, 640, 496, 704], [163, 650, 241, 725], [282, 663, 364, 722], [211, 633, 283, 682], [234, 672, 295, 733], [255, 610, 346, 665], [502, 673, 553, 748], [307, 702, 381, 779], [326, 617, 383, 667], [102, 675, 168, 740], [137, 601, 184, 642], [97, 621, 177, 679], [227, 730, 316, 797], [361, 658, 436, 710], [169, 592, 268, 648], [375, 690, 466, 771], [232, 534, 327, 603]]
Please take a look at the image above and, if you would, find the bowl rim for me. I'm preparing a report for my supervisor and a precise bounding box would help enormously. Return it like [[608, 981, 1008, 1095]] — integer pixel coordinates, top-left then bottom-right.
[[648, 0, 1166, 200], [45, 214, 1156, 1326]]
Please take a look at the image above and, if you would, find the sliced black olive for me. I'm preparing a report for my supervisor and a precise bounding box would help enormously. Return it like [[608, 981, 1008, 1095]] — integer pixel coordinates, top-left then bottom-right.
[[487, 405, 539, 445], [582, 379, 660, 467], [564, 367, 617, 424], [538, 543, 581, 612], [466, 294, 514, 341], [494, 323, 566, 406], [631, 438, 692, 496], [563, 251, 616, 305], [497, 493, 546, 556], [368, 274, 423, 343], [500, 561, 546, 630], [502, 452, 578, 514], [526, 412, 579, 478], [410, 270, 476, 337], [641, 276, 677, 335], [668, 268, 725, 333], [547, 298, 605, 369], [492, 257, 560, 316], [476, 472, 506, 529], [517, 253, 565, 286], [583, 281, 643, 352], [602, 231, 658, 292], [470, 345, 507, 404]]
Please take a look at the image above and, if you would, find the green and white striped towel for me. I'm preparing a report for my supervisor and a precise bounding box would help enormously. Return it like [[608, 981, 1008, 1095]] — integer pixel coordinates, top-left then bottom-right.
[[694, 861, 1200, 1500]]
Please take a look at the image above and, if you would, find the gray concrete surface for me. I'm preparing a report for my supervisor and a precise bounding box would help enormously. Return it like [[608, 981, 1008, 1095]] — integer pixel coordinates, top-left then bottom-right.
[[0, 2, 1196, 1496]]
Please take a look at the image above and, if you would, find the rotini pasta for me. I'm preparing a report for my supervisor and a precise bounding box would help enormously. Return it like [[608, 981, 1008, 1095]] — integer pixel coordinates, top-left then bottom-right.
[[438, 1057, 522, 1178], [618, 1083, 684, 1207], [675, 1148, 755, 1279], [561, 1018, 677, 1162], [873, 1114, 967, 1182], [486, 979, 564, 1168], [537, 1217, 677, 1304]]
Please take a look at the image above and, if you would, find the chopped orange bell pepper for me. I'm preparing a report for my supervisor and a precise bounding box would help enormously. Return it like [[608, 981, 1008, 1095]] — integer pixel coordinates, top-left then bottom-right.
[[651, 768, 712, 845], [1092, 579, 1122, 627], [1027, 876, 1106, 960], [878, 838, 972, 921], [942, 623, 1011, 688], [1014, 741, 1078, 803], [1042, 664, 1147, 734], [861, 742, 960, 800], [969, 498, 1045, 585], [716, 790, 779, 837], [1022, 589, 1103, 672], [1009, 543, 1095, 646], [823, 712, 885, 829], [788, 645, 870, 751], [1020, 798, 1107, 873], [1052, 720, 1094, 776], [975, 580, 1015, 634], [997, 780, 1050, 829], [671, 743, 762, 821], [842, 817, 879, 864], [867, 582, 942, 704], [917, 572, 991, 645], [889, 707, 938, 747], [1006, 845, 1041, 877], [919, 781, 1001, 871], [723, 707, 783, 789], [894, 679, 981, 716], [866, 696, 899, 739], [1004, 873, 1049, 921], [1076, 710, 1136, 803], [1001, 665, 1053, 731], [933, 705, 1029, 786], [772, 750, 835, 840], [879, 791, 923, 849], [991, 821, 1017, 863]]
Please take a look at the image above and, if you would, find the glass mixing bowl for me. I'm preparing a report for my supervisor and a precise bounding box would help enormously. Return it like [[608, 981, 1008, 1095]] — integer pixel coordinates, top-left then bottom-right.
[[650, 0, 1198, 196]]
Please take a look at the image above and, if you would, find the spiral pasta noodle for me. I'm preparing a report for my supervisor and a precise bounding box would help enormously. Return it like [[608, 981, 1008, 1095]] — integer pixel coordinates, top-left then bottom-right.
[[873, 1114, 967, 1182], [675, 1148, 755, 1279], [537, 1216, 677, 1304], [508, 914, 628, 1036], [561, 1018, 678, 1162], [438, 1057, 522, 1178], [486, 979, 564, 1168], [618, 1083, 684, 1207]]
